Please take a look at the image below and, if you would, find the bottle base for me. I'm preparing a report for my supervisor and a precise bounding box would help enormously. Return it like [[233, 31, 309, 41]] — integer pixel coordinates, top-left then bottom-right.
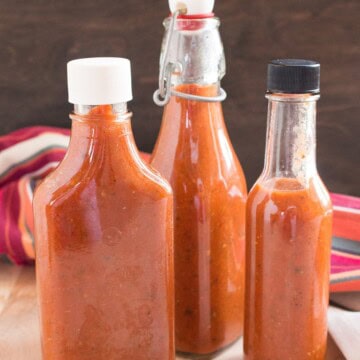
[[176, 336, 241, 359]]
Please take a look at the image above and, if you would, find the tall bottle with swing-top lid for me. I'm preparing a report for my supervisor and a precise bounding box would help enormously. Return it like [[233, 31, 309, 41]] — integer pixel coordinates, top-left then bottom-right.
[[151, 0, 247, 356]]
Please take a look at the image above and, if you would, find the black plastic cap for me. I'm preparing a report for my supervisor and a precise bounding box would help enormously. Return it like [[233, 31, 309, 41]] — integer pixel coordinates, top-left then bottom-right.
[[267, 59, 320, 94]]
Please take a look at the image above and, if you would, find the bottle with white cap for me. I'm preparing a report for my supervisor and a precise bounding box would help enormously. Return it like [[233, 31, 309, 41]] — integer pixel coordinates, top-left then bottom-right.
[[151, 0, 247, 357], [34, 57, 174, 360]]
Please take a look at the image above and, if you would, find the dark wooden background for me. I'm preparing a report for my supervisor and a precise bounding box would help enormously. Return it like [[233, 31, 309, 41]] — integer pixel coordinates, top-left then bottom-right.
[[0, 0, 359, 195]]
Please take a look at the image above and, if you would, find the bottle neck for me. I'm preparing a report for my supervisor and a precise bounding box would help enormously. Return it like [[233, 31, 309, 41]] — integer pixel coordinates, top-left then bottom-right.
[[162, 17, 225, 88], [73, 103, 128, 117], [66, 103, 132, 157], [70, 103, 130, 132], [262, 93, 319, 185]]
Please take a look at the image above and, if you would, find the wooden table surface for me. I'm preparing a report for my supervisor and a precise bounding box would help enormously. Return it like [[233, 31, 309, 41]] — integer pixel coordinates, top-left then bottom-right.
[[0, 262, 349, 360]]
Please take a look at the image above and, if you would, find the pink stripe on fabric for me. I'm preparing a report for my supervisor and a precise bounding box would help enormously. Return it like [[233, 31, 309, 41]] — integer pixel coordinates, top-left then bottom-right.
[[331, 253, 360, 274], [331, 193, 360, 210]]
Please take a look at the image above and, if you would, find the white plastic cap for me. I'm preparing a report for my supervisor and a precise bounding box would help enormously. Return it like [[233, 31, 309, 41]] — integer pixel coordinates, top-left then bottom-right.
[[168, 0, 215, 15], [67, 57, 133, 105]]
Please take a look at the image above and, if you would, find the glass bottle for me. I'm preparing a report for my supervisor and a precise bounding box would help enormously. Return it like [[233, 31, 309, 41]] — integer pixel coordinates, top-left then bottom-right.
[[151, 10, 247, 357], [244, 59, 333, 360], [34, 58, 174, 360]]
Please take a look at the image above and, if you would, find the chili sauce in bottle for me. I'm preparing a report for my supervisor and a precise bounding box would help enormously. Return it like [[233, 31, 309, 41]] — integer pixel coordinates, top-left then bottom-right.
[[244, 60, 333, 360], [34, 58, 174, 360], [151, 0, 247, 356]]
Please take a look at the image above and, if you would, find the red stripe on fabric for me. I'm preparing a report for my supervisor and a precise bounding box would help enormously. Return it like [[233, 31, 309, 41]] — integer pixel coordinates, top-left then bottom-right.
[[330, 279, 360, 293], [0, 126, 70, 151], [0, 191, 7, 255], [333, 208, 360, 241], [0, 149, 66, 187], [140, 152, 150, 163], [4, 183, 29, 264], [330, 193, 360, 241]]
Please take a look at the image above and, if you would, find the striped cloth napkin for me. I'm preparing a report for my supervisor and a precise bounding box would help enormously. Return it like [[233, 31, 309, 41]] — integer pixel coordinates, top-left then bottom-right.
[[330, 193, 360, 292], [0, 127, 359, 292], [0, 127, 69, 264]]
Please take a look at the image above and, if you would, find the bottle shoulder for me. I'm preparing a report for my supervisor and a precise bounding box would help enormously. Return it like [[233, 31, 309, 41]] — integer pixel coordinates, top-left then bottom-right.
[[34, 154, 172, 211], [152, 118, 246, 187], [247, 175, 332, 218], [135, 159, 173, 198]]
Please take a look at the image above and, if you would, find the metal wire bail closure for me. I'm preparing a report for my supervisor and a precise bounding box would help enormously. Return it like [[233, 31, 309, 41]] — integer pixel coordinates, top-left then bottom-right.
[[153, 8, 227, 106], [170, 87, 227, 102], [153, 62, 183, 106]]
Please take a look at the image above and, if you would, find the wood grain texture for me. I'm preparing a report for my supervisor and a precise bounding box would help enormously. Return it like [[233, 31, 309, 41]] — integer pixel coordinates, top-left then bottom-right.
[[328, 307, 360, 360], [0, 263, 40, 360], [0, 262, 348, 360], [0, 0, 359, 194]]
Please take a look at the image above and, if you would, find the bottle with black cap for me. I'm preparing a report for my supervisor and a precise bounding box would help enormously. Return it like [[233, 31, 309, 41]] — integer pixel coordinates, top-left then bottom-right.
[[244, 59, 333, 359]]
